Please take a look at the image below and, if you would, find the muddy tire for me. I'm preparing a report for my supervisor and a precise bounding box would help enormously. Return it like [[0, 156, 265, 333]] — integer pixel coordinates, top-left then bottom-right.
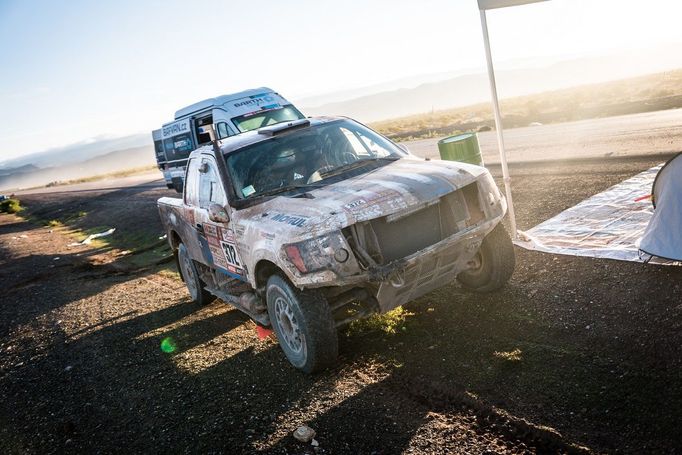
[[457, 223, 515, 293], [177, 243, 214, 305], [266, 275, 338, 373]]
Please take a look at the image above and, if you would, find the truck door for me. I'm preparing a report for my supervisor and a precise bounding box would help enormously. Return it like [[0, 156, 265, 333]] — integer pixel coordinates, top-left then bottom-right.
[[194, 114, 213, 146], [180, 157, 205, 259], [191, 156, 246, 280]]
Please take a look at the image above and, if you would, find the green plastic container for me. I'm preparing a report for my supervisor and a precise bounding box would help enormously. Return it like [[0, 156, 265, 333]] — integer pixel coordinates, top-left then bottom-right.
[[437, 133, 483, 166]]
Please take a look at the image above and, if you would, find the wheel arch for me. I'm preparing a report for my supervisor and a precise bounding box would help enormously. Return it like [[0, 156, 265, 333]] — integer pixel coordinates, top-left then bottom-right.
[[254, 259, 282, 290], [168, 230, 182, 250], [168, 230, 183, 281]]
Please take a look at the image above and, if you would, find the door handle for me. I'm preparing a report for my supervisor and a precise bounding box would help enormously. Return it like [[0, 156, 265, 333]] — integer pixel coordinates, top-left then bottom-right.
[[195, 223, 204, 234]]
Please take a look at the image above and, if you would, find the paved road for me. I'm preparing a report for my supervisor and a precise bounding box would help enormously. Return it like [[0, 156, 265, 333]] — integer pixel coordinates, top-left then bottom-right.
[[15, 109, 682, 196], [405, 108, 682, 163]]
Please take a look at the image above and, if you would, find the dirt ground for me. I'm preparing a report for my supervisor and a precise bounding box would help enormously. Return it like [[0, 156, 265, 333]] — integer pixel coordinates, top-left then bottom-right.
[[1, 154, 681, 454]]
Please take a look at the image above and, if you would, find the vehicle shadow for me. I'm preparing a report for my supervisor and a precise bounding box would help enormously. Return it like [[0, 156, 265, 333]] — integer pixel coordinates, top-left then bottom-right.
[[0, 242, 165, 339], [4, 258, 680, 453], [4, 171, 682, 453], [302, 259, 681, 453]]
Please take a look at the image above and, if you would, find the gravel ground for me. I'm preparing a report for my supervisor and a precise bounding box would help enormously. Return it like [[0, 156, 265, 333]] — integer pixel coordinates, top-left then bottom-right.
[[1, 154, 681, 454]]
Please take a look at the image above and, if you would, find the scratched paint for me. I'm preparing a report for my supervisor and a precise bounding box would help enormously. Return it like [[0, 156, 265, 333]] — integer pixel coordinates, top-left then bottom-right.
[[157, 117, 506, 315]]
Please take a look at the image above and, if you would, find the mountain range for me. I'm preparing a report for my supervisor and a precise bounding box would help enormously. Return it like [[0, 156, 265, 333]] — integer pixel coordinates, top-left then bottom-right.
[[0, 145, 154, 191], [2, 44, 681, 191], [299, 45, 682, 122]]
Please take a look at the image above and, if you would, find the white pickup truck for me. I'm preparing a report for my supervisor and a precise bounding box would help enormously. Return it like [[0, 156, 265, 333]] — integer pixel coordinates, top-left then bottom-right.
[[158, 117, 515, 373]]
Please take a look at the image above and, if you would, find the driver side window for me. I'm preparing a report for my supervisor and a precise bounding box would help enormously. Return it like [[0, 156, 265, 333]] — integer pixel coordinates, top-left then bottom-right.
[[198, 159, 226, 209], [184, 158, 200, 206]]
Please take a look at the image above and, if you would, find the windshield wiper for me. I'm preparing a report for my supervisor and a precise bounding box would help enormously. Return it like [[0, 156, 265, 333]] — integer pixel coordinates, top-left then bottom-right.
[[248, 182, 324, 199], [320, 156, 400, 178]]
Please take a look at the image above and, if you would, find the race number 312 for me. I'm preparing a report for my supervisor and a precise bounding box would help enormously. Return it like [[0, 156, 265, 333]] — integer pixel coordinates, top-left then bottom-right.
[[222, 242, 241, 268]]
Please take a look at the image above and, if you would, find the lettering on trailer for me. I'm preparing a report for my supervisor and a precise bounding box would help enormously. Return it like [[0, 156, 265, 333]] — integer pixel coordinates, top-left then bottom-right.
[[232, 94, 275, 108], [271, 213, 308, 227], [162, 118, 191, 138]]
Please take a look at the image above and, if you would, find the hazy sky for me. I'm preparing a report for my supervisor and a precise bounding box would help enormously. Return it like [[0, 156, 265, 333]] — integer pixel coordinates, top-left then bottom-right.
[[1, 0, 682, 160]]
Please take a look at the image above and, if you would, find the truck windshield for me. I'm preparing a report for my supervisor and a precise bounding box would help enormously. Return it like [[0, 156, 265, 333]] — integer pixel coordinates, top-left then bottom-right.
[[231, 105, 304, 133], [225, 119, 407, 200]]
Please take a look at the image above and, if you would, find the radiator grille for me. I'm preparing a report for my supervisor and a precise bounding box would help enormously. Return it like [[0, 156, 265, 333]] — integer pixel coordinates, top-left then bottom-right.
[[347, 182, 484, 266]]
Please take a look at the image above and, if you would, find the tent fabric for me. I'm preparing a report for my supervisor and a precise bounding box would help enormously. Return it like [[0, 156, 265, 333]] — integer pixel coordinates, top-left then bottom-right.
[[514, 163, 680, 266], [639, 153, 682, 261]]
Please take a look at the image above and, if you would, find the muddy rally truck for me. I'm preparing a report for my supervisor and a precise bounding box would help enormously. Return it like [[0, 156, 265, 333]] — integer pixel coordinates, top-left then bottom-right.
[[157, 117, 515, 373]]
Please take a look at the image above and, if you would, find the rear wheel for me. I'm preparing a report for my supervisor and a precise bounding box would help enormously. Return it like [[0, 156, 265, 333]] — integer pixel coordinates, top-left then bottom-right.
[[177, 243, 214, 305], [457, 223, 515, 292], [266, 275, 338, 373]]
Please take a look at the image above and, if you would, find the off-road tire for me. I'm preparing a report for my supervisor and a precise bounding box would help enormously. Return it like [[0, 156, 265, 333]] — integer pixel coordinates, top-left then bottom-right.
[[457, 223, 515, 293], [177, 243, 214, 305], [266, 275, 338, 373]]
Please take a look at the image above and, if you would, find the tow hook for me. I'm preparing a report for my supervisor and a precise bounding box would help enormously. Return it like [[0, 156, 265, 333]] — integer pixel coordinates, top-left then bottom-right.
[[388, 269, 405, 288]]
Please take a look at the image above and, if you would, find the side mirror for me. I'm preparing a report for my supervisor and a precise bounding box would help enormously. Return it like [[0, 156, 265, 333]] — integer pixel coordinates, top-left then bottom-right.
[[208, 203, 230, 224]]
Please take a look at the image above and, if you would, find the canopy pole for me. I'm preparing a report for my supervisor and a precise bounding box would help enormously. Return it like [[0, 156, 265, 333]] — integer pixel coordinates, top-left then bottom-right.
[[479, 8, 518, 238]]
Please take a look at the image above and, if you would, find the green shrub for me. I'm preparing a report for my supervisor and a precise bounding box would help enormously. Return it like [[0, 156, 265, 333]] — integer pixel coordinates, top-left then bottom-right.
[[349, 306, 414, 335], [0, 198, 23, 214]]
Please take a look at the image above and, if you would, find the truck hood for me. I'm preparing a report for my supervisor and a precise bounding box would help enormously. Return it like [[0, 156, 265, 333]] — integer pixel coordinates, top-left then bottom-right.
[[239, 157, 490, 238]]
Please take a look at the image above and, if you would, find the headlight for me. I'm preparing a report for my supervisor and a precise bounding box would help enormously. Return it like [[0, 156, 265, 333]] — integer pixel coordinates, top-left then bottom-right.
[[284, 232, 351, 273]]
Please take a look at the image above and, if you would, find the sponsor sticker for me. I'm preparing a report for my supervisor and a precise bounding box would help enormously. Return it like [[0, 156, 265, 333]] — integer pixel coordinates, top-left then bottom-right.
[[204, 223, 221, 247], [220, 228, 235, 243], [270, 213, 308, 227], [344, 199, 367, 210]]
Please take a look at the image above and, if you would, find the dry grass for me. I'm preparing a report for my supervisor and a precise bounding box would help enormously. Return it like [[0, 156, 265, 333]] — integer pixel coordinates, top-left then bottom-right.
[[371, 69, 682, 140], [349, 306, 415, 335]]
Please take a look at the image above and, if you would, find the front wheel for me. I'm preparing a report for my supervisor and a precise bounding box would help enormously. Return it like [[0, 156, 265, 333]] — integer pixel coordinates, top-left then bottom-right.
[[266, 275, 338, 373], [177, 243, 214, 305], [457, 223, 515, 293]]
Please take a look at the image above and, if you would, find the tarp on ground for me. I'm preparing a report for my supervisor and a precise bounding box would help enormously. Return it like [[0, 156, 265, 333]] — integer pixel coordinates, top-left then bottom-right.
[[639, 153, 682, 261], [514, 162, 681, 266]]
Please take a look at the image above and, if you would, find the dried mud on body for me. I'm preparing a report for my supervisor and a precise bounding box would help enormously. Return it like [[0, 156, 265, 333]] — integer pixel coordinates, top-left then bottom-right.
[[1, 155, 681, 454]]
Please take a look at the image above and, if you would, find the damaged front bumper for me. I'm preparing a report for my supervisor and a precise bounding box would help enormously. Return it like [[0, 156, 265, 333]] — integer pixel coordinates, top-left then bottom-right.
[[370, 217, 498, 312], [282, 170, 507, 312], [288, 215, 502, 312]]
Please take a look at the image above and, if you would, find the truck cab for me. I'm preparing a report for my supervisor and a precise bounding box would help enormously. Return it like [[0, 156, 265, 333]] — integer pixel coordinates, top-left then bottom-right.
[[154, 87, 304, 192]]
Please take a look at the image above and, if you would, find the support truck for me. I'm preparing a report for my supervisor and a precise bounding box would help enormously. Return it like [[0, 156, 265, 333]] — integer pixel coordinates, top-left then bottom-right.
[[153, 87, 304, 192]]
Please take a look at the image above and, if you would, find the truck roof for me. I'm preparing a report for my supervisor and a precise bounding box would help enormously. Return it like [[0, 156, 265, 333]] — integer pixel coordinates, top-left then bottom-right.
[[189, 117, 342, 159], [218, 116, 341, 155], [174, 87, 279, 120]]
